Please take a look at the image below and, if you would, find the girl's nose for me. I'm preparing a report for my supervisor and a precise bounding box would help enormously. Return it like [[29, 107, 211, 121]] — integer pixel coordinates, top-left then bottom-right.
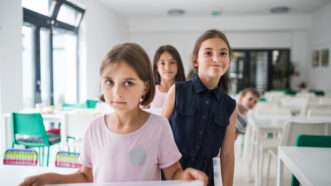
[[165, 62, 171, 70], [113, 84, 122, 96], [212, 54, 220, 63]]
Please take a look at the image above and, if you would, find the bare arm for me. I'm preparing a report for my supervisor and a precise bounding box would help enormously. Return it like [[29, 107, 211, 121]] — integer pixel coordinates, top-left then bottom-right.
[[220, 110, 237, 186], [19, 166, 93, 186], [163, 161, 208, 185], [161, 84, 176, 119]]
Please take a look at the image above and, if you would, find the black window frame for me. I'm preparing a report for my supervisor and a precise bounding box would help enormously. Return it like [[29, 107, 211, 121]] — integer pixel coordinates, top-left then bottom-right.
[[23, 0, 85, 105], [231, 48, 291, 93]]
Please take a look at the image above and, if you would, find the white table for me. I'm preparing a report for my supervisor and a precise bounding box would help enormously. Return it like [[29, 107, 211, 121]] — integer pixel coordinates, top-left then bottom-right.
[[51, 181, 203, 186], [277, 147, 331, 186], [0, 164, 202, 186], [0, 164, 77, 185], [247, 114, 331, 186]]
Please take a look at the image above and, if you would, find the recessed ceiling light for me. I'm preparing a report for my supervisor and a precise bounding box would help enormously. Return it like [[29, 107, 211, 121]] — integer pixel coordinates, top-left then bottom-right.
[[270, 6, 290, 14], [167, 9, 185, 16]]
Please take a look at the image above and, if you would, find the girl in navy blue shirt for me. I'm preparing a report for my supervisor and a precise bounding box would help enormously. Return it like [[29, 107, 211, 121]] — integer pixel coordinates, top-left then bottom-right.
[[162, 29, 237, 186]]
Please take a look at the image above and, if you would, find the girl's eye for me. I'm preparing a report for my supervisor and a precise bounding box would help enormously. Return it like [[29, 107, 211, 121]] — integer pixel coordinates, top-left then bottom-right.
[[204, 51, 212, 56], [170, 61, 177, 65], [124, 81, 134, 87], [159, 61, 165, 65], [220, 52, 228, 56], [105, 79, 113, 86]]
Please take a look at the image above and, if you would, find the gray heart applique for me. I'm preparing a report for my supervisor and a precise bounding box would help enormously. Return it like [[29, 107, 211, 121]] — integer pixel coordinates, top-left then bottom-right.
[[129, 147, 146, 166]]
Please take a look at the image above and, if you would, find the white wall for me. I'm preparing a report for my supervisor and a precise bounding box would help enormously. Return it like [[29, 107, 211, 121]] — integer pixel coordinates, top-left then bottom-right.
[[308, 3, 331, 92], [129, 15, 311, 82], [0, 0, 23, 113], [82, 0, 129, 100]]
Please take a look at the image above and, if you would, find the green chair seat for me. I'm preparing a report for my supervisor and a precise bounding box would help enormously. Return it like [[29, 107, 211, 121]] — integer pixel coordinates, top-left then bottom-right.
[[291, 135, 331, 186], [16, 133, 61, 146]]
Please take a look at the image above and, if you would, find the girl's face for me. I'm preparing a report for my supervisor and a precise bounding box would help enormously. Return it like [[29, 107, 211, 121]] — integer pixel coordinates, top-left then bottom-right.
[[240, 92, 258, 110], [157, 52, 178, 82], [101, 62, 147, 112], [194, 38, 230, 79]]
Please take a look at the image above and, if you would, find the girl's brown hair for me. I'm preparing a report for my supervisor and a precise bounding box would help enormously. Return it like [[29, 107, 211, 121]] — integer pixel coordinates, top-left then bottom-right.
[[152, 45, 186, 85], [99, 43, 155, 106], [192, 29, 232, 92]]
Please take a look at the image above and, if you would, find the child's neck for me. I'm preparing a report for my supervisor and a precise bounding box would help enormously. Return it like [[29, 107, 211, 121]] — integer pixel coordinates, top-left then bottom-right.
[[199, 75, 220, 90], [108, 108, 149, 134], [159, 80, 174, 92]]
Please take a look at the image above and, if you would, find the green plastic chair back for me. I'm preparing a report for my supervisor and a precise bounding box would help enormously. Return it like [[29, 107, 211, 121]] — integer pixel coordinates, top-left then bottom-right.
[[12, 113, 49, 147], [291, 135, 331, 186], [85, 99, 98, 109], [309, 89, 325, 97], [11, 112, 61, 166]]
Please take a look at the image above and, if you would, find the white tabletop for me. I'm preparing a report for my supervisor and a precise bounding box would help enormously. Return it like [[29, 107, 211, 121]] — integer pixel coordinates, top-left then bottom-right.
[[277, 147, 331, 186], [0, 164, 77, 185], [51, 180, 203, 186], [0, 165, 203, 186]]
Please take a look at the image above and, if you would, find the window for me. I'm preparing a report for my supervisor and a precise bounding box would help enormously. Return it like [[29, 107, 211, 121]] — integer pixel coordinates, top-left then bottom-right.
[[229, 49, 291, 93], [22, 0, 84, 107]]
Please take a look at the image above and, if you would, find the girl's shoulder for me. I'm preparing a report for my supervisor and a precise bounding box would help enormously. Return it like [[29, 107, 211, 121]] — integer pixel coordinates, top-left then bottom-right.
[[146, 113, 169, 127], [85, 115, 107, 133]]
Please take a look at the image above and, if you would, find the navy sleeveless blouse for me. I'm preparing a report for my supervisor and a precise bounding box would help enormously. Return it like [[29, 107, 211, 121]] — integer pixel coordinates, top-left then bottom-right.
[[169, 75, 236, 186]]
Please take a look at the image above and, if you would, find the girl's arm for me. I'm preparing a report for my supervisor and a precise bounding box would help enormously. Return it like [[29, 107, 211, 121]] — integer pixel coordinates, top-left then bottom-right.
[[220, 110, 237, 186], [19, 166, 93, 186], [163, 161, 208, 185], [161, 84, 175, 119]]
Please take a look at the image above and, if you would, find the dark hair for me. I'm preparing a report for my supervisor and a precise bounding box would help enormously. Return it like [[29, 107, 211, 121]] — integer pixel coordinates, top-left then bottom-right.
[[99, 43, 155, 106], [153, 45, 186, 85], [240, 88, 260, 98], [192, 29, 232, 92], [186, 68, 196, 80]]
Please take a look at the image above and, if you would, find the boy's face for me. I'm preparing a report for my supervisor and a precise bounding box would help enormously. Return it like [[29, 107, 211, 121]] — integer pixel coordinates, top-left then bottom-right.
[[101, 62, 147, 112], [194, 38, 230, 79], [240, 92, 258, 110], [157, 51, 178, 82]]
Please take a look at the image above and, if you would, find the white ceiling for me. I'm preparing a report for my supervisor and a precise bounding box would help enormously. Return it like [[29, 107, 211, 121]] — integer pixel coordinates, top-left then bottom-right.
[[99, 0, 331, 17]]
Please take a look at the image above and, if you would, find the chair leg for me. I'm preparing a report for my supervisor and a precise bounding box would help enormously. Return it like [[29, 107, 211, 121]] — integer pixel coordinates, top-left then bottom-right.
[[42, 147, 45, 167], [38, 147, 42, 167], [46, 147, 50, 167], [266, 152, 272, 186]]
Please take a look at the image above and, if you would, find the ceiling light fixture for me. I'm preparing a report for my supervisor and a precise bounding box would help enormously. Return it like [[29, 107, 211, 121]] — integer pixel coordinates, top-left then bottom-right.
[[167, 9, 185, 16], [270, 6, 290, 14]]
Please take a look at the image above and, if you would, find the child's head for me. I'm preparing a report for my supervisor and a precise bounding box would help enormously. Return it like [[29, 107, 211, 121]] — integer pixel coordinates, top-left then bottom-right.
[[99, 43, 155, 110], [239, 88, 260, 110], [153, 45, 185, 85], [192, 29, 232, 91]]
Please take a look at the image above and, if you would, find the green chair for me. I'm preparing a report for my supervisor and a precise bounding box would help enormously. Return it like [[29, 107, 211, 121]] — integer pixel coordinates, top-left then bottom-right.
[[62, 102, 85, 110], [85, 99, 98, 109], [291, 135, 331, 186], [11, 112, 61, 166]]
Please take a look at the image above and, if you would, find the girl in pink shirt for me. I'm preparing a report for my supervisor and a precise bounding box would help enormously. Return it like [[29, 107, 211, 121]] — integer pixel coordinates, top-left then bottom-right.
[[150, 45, 186, 109], [20, 43, 207, 186]]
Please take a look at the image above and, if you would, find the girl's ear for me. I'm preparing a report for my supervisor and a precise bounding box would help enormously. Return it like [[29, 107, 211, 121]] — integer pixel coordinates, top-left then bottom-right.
[[193, 58, 199, 69]]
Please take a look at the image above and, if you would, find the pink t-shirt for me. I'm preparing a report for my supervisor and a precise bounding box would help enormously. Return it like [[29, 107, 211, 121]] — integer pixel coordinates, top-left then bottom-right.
[[79, 113, 182, 183], [150, 85, 168, 109]]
